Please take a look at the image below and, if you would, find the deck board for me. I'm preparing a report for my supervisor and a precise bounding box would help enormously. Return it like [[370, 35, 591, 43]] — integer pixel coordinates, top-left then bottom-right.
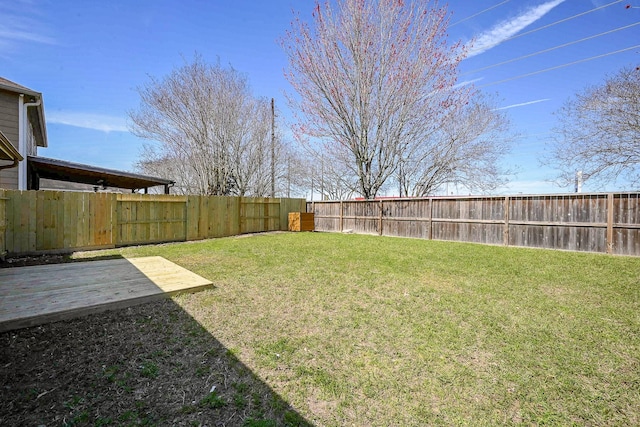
[[0, 256, 213, 332]]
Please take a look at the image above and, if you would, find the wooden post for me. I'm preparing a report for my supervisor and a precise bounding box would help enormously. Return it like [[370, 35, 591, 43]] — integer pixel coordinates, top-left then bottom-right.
[[279, 198, 285, 231], [503, 196, 510, 246], [263, 198, 269, 232], [339, 201, 344, 232], [428, 198, 433, 240], [606, 193, 614, 254], [110, 193, 118, 247], [238, 197, 244, 235], [379, 200, 383, 236]]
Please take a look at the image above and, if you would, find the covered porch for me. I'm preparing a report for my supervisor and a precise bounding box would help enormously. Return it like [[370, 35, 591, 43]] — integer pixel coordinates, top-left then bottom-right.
[[27, 156, 175, 194]]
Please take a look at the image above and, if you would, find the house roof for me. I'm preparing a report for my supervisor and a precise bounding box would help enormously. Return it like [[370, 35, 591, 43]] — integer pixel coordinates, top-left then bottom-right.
[[28, 156, 174, 192], [0, 77, 48, 148], [0, 130, 23, 162], [0, 77, 41, 97]]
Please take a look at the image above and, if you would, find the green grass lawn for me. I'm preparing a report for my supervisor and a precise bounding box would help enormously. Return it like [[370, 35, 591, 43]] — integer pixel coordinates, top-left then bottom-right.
[[78, 232, 640, 426]]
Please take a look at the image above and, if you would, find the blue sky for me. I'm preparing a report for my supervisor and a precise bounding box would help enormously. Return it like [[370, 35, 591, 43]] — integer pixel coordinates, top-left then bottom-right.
[[1, 0, 638, 195]]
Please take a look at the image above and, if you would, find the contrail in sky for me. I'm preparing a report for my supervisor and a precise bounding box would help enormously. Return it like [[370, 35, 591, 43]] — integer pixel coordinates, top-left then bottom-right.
[[495, 98, 551, 110], [467, 0, 566, 58], [48, 112, 130, 133]]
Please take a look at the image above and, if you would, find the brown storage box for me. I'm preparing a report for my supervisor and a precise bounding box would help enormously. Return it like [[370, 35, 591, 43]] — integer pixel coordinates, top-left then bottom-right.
[[288, 212, 314, 232]]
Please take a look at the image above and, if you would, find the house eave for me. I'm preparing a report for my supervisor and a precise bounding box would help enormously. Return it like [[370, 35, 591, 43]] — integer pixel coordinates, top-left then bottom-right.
[[0, 78, 48, 148], [0, 81, 40, 98], [29, 97, 48, 148]]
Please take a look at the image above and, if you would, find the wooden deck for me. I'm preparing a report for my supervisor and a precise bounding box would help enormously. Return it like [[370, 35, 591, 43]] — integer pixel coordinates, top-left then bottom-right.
[[0, 256, 213, 333]]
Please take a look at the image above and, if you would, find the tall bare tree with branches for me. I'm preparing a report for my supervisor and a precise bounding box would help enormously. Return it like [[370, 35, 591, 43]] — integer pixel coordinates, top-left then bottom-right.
[[545, 65, 640, 189], [281, 0, 473, 199], [130, 56, 282, 196], [398, 94, 513, 196]]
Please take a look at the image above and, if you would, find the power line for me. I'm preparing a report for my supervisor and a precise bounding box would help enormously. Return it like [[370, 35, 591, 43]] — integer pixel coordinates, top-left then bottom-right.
[[462, 21, 640, 76], [479, 44, 640, 88], [450, 0, 511, 27], [503, 0, 624, 44]]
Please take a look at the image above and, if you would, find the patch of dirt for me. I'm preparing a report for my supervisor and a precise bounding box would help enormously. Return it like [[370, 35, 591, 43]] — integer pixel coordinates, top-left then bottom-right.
[[0, 253, 76, 268], [0, 299, 310, 426], [0, 232, 289, 268]]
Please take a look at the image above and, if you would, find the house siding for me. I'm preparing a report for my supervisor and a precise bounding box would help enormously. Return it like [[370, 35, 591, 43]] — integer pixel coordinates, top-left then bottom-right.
[[0, 89, 19, 189]]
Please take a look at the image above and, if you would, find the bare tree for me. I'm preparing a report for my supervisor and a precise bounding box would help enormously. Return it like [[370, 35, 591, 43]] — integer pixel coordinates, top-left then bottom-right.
[[277, 142, 353, 200], [281, 0, 469, 199], [545, 65, 640, 188], [136, 145, 194, 195], [130, 55, 282, 196], [398, 94, 514, 196]]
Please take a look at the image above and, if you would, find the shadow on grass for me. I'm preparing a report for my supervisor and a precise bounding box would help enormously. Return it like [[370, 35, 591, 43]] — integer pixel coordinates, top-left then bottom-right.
[[0, 297, 312, 426]]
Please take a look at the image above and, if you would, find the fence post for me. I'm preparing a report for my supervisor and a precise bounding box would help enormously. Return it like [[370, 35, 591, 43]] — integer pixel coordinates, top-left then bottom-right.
[[238, 197, 243, 235], [279, 198, 285, 231], [340, 201, 344, 232], [379, 200, 383, 236], [606, 193, 614, 254], [110, 192, 118, 246], [503, 196, 510, 246], [428, 197, 433, 240]]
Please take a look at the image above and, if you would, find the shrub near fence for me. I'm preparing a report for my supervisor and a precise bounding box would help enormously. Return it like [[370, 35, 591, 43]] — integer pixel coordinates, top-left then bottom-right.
[[308, 193, 640, 256], [0, 190, 306, 256]]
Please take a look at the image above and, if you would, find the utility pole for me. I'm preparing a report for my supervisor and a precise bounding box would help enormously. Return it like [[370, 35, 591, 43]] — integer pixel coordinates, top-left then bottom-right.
[[575, 170, 583, 193], [270, 98, 276, 198]]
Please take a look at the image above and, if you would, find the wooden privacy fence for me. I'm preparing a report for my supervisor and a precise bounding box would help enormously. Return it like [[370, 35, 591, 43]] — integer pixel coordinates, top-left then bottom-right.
[[0, 190, 306, 256], [307, 193, 640, 256]]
